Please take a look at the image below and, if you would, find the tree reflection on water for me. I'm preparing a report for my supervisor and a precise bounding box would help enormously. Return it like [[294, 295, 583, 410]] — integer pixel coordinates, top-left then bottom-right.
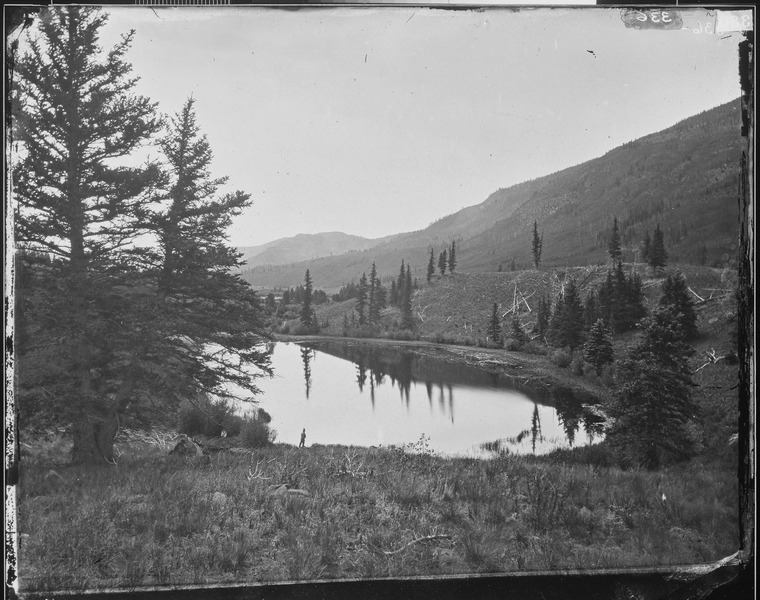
[[300, 340, 603, 452]]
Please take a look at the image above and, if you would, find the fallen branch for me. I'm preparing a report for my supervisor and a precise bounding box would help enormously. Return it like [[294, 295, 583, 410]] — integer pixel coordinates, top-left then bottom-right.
[[368, 534, 452, 556], [688, 287, 706, 303]]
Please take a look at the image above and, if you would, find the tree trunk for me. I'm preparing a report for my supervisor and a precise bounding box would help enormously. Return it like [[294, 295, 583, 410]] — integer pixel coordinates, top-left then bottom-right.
[[71, 408, 119, 464]]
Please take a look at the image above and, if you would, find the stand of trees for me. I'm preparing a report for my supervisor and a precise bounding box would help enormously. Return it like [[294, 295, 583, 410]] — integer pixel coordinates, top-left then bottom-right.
[[13, 8, 272, 463]]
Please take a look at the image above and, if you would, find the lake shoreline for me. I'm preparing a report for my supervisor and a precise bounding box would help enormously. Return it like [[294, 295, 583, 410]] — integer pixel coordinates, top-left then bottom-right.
[[273, 334, 609, 403]]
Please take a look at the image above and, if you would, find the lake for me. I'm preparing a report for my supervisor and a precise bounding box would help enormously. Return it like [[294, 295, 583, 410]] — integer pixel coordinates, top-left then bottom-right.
[[244, 340, 602, 458]]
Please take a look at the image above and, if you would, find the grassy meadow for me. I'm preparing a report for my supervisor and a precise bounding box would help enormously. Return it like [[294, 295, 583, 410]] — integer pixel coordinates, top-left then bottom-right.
[[17, 432, 738, 592]]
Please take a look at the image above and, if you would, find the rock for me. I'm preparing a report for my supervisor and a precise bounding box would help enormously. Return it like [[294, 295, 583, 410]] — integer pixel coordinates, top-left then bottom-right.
[[169, 435, 203, 456]]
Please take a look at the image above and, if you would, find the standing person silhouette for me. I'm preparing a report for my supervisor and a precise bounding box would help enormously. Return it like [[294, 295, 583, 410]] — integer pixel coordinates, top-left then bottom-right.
[[299, 428, 306, 448]]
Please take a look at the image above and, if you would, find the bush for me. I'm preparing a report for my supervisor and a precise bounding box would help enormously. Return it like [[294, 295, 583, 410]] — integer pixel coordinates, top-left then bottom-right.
[[504, 338, 522, 351], [178, 396, 239, 437], [239, 414, 276, 448], [549, 347, 572, 368], [523, 341, 547, 355]]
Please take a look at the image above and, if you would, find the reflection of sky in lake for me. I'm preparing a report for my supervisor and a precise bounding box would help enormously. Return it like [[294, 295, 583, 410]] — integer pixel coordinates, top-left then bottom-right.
[[241, 342, 599, 458]]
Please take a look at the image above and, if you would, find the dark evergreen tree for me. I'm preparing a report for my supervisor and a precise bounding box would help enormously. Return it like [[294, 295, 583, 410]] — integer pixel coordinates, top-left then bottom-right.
[[427, 248, 435, 282], [390, 279, 398, 306], [449, 240, 457, 272], [608, 217, 622, 263], [659, 271, 698, 339], [648, 223, 668, 273], [282, 289, 291, 305], [641, 230, 652, 265], [532, 220, 543, 269], [368, 262, 381, 327], [606, 307, 697, 469], [584, 319, 614, 375], [547, 279, 584, 349], [439, 250, 448, 275], [396, 260, 406, 306], [300, 269, 315, 329], [14, 9, 264, 464], [498, 264, 503, 272], [367, 263, 377, 327], [487, 303, 502, 346], [400, 266, 415, 330], [533, 294, 552, 338], [596, 270, 615, 328], [356, 272, 368, 326], [510, 317, 530, 347]]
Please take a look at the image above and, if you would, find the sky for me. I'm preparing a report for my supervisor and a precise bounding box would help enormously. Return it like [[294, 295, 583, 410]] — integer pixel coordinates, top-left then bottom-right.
[[57, 7, 745, 247]]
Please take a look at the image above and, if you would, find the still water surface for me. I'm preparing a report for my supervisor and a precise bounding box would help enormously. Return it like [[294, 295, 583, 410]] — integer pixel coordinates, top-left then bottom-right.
[[246, 341, 602, 458]]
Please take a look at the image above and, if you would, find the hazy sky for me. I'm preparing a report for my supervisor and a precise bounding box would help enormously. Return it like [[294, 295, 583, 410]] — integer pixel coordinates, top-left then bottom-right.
[[86, 7, 743, 247]]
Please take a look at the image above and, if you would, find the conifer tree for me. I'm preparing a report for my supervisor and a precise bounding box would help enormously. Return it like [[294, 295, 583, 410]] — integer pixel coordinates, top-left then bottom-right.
[[659, 271, 698, 339], [439, 250, 448, 275], [13, 9, 269, 462], [510, 317, 530, 347], [427, 248, 435, 282], [367, 262, 377, 328], [449, 240, 457, 272], [390, 279, 398, 306], [368, 262, 382, 327], [400, 266, 415, 330], [547, 279, 584, 349], [584, 319, 614, 375], [356, 272, 368, 326], [396, 260, 406, 306], [532, 220, 543, 269], [641, 230, 652, 265], [608, 217, 622, 263], [487, 303, 502, 346], [606, 306, 697, 469], [533, 294, 552, 338], [648, 223, 668, 273], [300, 269, 315, 329]]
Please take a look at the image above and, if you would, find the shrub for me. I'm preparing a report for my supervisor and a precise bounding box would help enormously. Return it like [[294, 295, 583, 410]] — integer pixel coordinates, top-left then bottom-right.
[[239, 414, 276, 448], [504, 338, 522, 351], [550, 347, 572, 368], [178, 396, 238, 437], [523, 341, 547, 355]]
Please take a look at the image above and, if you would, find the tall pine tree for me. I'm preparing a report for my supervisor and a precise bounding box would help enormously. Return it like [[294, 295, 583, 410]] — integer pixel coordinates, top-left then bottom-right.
[[607, 307, 697, 469], [648, 223, 668, 273], [584, 319, 614, 375], [659, 271, 698, 339], [439, 250, 448, 275], [608, 217, 622, 263], [449, 240, 457, 272], [547, 279, 584, 349], [532, 220, 543, 269], [427, 248, 435, 282], [487, 303, 502, 346], [300, 269, 315, 329]]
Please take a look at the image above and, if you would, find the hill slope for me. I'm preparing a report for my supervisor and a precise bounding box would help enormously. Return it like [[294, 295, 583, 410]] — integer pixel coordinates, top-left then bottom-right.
[[236, 232, 395, 269], [242, 100, 744, 291]]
